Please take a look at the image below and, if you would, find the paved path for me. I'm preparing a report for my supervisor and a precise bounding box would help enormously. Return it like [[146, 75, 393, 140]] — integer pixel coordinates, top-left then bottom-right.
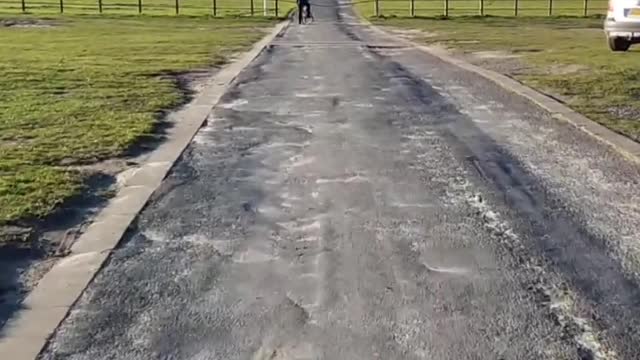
[[41, 2, 640, 359]]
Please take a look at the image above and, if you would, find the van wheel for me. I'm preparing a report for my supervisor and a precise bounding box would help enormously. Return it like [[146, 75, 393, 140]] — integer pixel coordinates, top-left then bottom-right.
[[608, 36, 631, 51]]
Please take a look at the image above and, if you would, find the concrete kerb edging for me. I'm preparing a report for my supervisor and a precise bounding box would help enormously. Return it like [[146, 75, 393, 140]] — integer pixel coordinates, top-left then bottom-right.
[[361, 17, 640, 164], [0, 19, 290, 360]]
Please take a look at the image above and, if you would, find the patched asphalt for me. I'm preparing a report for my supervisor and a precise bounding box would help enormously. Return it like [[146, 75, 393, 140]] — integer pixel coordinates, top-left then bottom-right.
[[39, 2, 640, 359]]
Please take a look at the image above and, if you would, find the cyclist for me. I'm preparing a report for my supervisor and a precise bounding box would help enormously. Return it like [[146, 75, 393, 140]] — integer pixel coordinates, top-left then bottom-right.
[[297, 0, 313, 24]]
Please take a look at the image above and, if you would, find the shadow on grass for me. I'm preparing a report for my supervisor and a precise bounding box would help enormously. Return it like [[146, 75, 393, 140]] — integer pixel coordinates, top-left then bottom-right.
[[0, 68, 206, 336], [0, 172, 114, 332]]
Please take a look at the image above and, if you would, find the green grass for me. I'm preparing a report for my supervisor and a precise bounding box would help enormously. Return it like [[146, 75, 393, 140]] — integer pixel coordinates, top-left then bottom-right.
[[0, 15, 276, 224], [0, 0, 296, 16], [373, 16, 640, 142], [356, 0, 607, 17]]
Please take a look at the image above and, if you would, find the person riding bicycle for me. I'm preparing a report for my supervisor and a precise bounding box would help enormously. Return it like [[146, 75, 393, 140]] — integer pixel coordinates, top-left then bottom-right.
[[297, 0, 312, 24]]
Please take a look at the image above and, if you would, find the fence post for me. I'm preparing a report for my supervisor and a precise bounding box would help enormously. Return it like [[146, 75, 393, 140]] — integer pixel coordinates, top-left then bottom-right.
[[138, 0, 142, 13], [410, 0, 415, 16], [59, 0, 63, 13], [444, 0, 448, 16], [275, 0, 278, 17], [250, 0, 254, 16], [480, 0, 483, 15], [213, 0, 217, 15], [583, 0, 588, 16], [514, 0, 518, 15], [548, 0, 553, 15], [21, 0, 25, 12], [175, 0, 179, 14], [98, 0, 102, 12], [374, 0, 379, 16]]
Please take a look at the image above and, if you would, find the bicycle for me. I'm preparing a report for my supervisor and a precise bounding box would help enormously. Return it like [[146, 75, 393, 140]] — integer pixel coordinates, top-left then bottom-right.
[[297, 1, 314, 24]]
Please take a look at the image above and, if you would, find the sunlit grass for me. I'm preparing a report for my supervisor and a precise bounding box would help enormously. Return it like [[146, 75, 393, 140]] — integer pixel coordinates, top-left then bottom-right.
[[0, 15, 275, 223]]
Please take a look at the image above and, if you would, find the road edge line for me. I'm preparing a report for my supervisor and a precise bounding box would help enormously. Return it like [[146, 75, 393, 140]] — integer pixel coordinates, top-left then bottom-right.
[[0, 19, 290, 360], [361, 18, 640, 165]]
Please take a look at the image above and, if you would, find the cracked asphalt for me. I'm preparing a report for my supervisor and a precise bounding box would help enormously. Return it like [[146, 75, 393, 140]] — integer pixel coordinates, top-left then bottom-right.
[[40, 2, 640, 359]]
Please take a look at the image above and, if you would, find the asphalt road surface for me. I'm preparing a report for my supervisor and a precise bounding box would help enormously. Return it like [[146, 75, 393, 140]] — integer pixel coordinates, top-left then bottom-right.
[[41, 2, 640, 359]]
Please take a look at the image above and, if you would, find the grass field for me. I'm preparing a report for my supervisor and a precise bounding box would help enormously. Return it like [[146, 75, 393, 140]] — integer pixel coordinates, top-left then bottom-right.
[[0, 0, 296, 16], [0, 15, 277, 224], [374, 16, 640, 141], [356, 0, 608, 17]]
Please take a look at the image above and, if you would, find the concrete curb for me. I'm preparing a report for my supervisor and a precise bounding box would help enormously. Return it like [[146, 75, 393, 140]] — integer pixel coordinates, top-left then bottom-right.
[[0, 19, 290, 360], [362, 19, 640, 164]]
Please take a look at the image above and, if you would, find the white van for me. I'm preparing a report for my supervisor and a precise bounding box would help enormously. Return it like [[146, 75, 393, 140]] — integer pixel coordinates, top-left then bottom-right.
[[604, 0, 640, 51]]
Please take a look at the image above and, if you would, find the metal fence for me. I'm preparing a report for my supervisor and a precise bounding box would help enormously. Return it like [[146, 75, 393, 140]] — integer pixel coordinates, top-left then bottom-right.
[[0, 0, 295, 16], [0, 0, 607, 16], [365, 0, 607, 17]]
